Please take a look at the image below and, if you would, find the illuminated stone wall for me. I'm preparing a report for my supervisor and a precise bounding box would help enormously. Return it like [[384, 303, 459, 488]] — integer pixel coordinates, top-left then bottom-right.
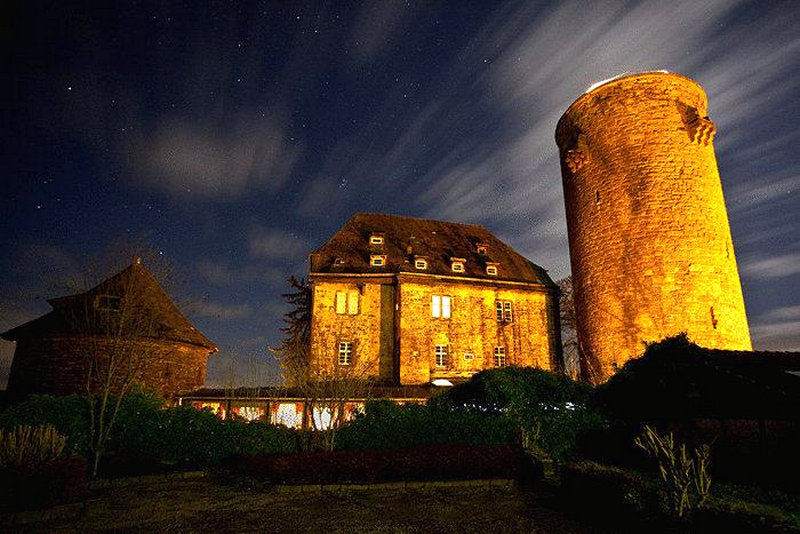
[[310, 275, 560, 385], [309, 277, 394, 382], [555, 72, 752, 384], [6, 336, 210, 399]]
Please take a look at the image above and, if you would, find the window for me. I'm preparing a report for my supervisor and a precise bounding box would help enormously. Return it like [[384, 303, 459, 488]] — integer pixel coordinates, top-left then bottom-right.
[[435, 345, 448, 367], [451, 261, 465, 273], [369, 233, 384, 245], [431, 295, 452, 318], [333, 257, 345, 266], [338, 342, 353, 365], [496, 300, 513, 322], [96, 295, 121, 311], [370, 255, 386, 266], [486, 264, 498, 276], [415, 258, 428, 270], [463, 352, 475, 361], [476, 243, 488, 255], [335, 291, 359, 315], [494, 347, 507, 367]]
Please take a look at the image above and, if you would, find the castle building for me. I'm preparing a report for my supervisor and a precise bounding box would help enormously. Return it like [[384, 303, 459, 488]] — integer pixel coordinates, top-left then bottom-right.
[[2, 261, 217, 399], [306, 213, 561, 386], [555, 72, 752, 384]]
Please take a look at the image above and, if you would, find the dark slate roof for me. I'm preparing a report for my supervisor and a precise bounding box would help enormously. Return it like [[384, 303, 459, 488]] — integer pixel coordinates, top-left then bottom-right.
[[309, 213, 555, 286], [2, 261, 217, 351]]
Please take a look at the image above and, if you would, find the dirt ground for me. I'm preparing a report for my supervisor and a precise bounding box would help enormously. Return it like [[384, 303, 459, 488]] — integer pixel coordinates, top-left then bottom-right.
[[4, 476, 596, 533]]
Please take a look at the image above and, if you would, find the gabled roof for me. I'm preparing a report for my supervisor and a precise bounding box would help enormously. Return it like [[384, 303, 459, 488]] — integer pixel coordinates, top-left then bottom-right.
[[2, 261, 217, 351], [309, 213, 555, 286]]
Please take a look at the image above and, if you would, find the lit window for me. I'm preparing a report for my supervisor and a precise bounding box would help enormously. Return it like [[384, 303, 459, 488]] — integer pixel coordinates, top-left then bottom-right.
[[333, 257, 345, 266], [415, 258, 428, 270], [494, 346, 507, 367], [486, 264, 498, 276], [96, 295, 121, 311], [476, 244, 488, 255], [435, 345, 448, 367], [338, 342, 353, 366], [463, 352, 475, 361], [370, 255, 386, 266], [336, 291, 359, 315], [495, 300, 513, 322], [369, 233, 384, 245], [451, 261, 465, 273], [431, 295, 452, 318]]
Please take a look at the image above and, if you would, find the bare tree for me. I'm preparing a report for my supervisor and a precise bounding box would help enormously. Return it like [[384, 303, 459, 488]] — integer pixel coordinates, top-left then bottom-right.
[[271, 276, 373, 451], [66, 246, 190, 476], [557, 276, 582, 380]]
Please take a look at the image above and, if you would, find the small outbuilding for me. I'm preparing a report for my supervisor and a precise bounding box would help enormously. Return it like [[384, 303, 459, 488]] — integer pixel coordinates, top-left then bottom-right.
[[2, 260, 217, 400]]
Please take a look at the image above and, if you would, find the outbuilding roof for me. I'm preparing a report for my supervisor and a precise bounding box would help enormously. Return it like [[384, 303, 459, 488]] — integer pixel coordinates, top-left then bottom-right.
[[309, 213, 555, 286], [2, 261, 217, 351]]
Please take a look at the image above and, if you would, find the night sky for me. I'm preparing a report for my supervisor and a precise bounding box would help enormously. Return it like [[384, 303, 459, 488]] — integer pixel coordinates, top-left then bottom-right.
[[2, 1, 799, 388]]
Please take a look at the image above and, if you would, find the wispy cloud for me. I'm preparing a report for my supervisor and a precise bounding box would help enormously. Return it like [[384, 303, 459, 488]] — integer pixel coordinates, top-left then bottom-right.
[[192, 301, 253, 321], [127, 112, 302, 200], [248, 226, 308, 261], [742, 253, 800, 280]]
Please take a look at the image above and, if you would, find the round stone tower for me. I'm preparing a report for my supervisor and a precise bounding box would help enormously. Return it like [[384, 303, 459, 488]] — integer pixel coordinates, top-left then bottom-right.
[[555, 72, 751, 384]]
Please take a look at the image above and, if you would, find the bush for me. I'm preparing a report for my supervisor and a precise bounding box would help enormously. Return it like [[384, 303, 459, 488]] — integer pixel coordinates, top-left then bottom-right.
[[0, 395, 90, 455], [560, 461, 659, 521], [229, 444, 534, 485], [334, 400, 517, 451], [0, 455, 88, 511], [694, 499, 799, 533], [437, 367, 605, 460], [0, 425, 66, 470]]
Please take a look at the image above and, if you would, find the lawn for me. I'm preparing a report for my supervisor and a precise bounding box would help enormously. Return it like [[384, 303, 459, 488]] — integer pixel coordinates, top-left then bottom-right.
[[5, 476, 593, 533]]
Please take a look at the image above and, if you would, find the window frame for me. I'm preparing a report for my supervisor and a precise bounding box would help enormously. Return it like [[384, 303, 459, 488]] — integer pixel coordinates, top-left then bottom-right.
[[494, 346, 507, 367], [451, 261, 465, 273], [434, 345, 449, 367], [370, 254, 386, 267], [338, 341, 353, 366], [431, 295, 452, 319], [414, 258, 428, 270], [495, 300, 513, 323], [336, 291, 359, 315]]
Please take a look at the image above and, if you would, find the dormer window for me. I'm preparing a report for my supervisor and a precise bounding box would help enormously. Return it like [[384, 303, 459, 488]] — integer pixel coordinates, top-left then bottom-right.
[[95, 295, 121, 311], [486, 263, 498, 276], [476, 243, 488, 255], [370, 255, 387, 267], [414, 257, 428, 270], [450, 258, 465, 273], [333, 257, 346, 267], [369, 233, 385, 246]]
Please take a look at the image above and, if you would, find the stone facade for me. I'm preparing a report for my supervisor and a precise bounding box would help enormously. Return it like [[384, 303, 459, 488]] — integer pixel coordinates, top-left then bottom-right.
[[556, 72, 751, 383], [7, 336, 210, 399], [308, 214, 561, 386]]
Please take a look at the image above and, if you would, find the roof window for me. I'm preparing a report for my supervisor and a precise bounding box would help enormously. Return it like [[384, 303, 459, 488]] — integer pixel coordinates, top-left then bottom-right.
[[476, 243, 489, 255], [414, 257, 428, 270], [450, 258, 465, 273], [370, 255, 387, 267], [369, 232, 385, 246], [486, 263, 498, 276]]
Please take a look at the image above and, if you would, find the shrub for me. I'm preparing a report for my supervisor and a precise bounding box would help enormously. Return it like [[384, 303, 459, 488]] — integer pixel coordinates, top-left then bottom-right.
[[437, 367, 605, 460], [693, 499, 798, 533], [0, 395, 90, 455], [0, 455, 88, 512], [0, 425, 66, 470], [334, 400, 517, 451], [229, 444, 533, 485], [634, 425, 712, 518], [560, 461, 659, 521]]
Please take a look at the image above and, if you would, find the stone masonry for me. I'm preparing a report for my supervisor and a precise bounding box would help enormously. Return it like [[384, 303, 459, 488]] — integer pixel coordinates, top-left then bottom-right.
[[556, 72, 752, 383]]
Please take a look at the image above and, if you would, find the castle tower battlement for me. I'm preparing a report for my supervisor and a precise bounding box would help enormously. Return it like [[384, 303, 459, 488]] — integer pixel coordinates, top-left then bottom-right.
[[556, 72, 751, 383]]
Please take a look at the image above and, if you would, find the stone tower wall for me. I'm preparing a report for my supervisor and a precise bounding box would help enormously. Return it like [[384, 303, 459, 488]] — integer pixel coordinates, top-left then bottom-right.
[[555, 72, 751, 383]]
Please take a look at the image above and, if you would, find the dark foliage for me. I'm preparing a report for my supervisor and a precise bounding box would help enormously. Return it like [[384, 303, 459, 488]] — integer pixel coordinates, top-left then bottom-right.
[[0, 456, 88, 511], [228, 444, 537, 485], [334, 400, 517, 451], [0, 394, 297, 475], [435, 366, 604, 460]]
